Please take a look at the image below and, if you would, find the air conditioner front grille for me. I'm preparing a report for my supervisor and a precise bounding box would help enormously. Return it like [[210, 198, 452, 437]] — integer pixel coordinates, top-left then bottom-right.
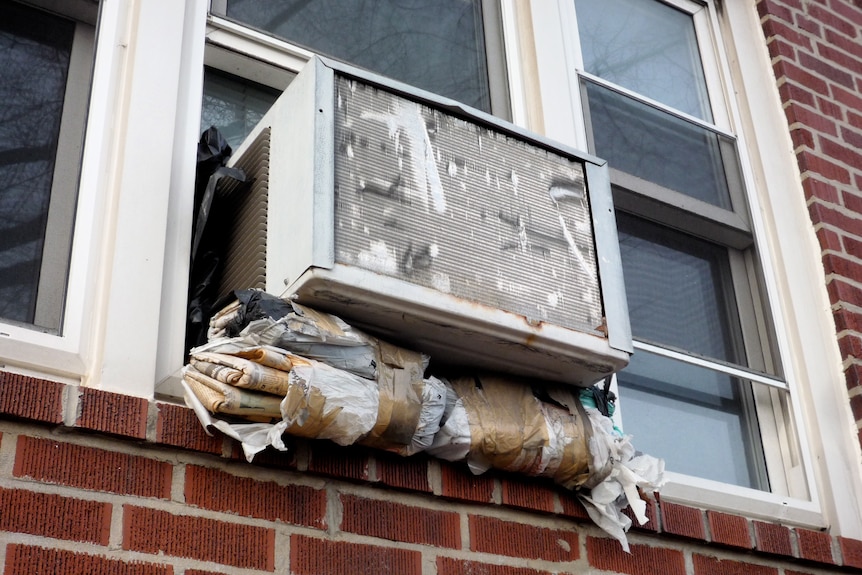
[[332, 79, 604, 335]]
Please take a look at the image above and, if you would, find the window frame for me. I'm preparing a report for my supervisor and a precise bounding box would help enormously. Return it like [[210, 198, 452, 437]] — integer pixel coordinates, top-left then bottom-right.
[[519, 0, 840, 529], [0, 0, 97, 381]]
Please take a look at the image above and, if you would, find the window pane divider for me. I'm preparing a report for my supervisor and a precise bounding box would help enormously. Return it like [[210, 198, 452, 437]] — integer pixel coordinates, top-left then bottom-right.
[[633, 339, 788, 391], [579, 71, 734, 138]]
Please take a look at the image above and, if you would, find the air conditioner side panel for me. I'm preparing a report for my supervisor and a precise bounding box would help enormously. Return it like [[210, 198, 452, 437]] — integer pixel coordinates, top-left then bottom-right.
[[266, 58, 335, 297]]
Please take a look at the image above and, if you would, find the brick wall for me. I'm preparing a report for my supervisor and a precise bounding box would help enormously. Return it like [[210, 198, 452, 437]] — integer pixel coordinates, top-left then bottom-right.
[[756, 0, 862, 450], [2, 372, 861, 574]]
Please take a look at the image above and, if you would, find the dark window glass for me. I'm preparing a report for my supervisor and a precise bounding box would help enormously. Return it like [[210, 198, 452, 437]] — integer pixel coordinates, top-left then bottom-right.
[[0, 3, 75, 326], [584, 80, 733, 209], [201, 67, 283, 150], [615, 213, 766, 489], [616, 212, 739, 362], [224, 0, 492, 111], [576, 0, 711, 121]]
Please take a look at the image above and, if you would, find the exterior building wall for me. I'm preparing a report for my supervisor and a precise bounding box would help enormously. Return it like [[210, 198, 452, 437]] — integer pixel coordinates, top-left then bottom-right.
[[2, 1, 862, 574], [1, 372, 861, 574], [756, 0, 862, 451]]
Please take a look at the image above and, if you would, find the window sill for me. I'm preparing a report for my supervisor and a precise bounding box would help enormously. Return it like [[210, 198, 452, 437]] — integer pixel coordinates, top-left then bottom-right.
[[660, 472, 825, 531]]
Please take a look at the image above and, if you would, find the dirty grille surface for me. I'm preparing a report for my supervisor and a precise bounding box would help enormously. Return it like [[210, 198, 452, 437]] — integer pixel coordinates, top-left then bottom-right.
[[332, 78, 603, 334]]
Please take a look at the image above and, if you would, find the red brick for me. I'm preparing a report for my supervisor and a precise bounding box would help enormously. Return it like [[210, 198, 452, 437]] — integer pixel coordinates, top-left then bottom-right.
[[753, 521, 794, 556], [185, 572, 226, 575], [841, 536, 862, 568], [184, 465, 326, 528], [4, 544, 174, 575], [692, 554, 778, 575], [77, 388, 148, 439], [557, 490, 592, 521], [787, 102, 839, 136], [809, 204, 862, 239], [500, 478, 556, 514], [155, 402, 223, 455], [835, 310, 862, 337], [767, 37, 799, 61], [808, 3, 859, 37], [306, 442, 370, 482], [122, 505, 274, 570], [758, 0, 796, 24], [469, 515, 578, 561], [761, 18, 814, 52], [798, 152, 851, 184], [622, 495, 659, 533], [798, 51, 855, 88], [821, 136, 862, 169], [822, 252, 862, 282], [826, 278, 862, 307], [661, 501, 706, 540], [842, 126, 862, 150], [840, 237, 862, 262], [13, 436, 172, 498], [851, 393, 862, 421], [845, 362, 862, 390], [290, 535, 422, 575], [790, 125, 817, 149], [815, 225, 843, 252], [587, 537, 685, 575], [0, 372, 65, 424], [795, 13, 823, 36], [375, 451, 432, 492], [437, 557, 553, 575], [340, 494, 460, 548], [440, 461, 495, 503], [796, 527, 836, 564], [0, 487, 111, 544], [708, 511, 752, 548], [829, 0, 862, 29], [832, 82, 862, 113]]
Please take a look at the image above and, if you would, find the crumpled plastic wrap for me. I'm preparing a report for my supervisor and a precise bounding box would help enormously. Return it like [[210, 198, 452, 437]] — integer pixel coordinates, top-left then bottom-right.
[[427, 375, 664, 552], [184, 335, 446, 459], [184, 292, 664, 551], [209, 290, 379, 379]]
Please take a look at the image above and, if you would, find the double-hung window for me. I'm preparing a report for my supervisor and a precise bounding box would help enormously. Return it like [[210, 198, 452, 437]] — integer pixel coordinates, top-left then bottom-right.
[[0, 0, 95, 334], [572, 0, 808, 501], [202, 0, 510, 146]]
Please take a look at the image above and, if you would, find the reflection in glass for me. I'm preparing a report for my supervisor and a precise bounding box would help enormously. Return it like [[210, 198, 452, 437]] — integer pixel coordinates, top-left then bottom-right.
[[575, 0, 711, 121], [224, 0, 491, 111], [617, 212, 740, 362], [617, 348, 766, 489], [585, 80, 733, 209], [0, 3, 74, 325], [200, 68, 283, 150]]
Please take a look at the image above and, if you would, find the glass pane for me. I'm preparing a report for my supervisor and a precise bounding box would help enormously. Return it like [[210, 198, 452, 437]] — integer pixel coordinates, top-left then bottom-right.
[[224, 0, 492, 112], [617, 212, 741, 363], [575, 0, 711, 121], [617, 348, 766, 489], [585, 80, 733, 209], [201, 67, 284, 150], [0, 3, 74, 325]]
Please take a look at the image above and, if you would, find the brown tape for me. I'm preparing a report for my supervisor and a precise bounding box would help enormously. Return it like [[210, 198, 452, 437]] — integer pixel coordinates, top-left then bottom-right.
[[281, 382, 343, 439], [452, 375, 548, 475], [361, 340, 424, 451], [541, 402, 591, 489], [232, 346, 295, 372]]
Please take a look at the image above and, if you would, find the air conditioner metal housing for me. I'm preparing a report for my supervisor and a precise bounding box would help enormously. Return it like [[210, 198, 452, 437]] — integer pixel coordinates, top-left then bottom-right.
[[218, 56, 632, 387]]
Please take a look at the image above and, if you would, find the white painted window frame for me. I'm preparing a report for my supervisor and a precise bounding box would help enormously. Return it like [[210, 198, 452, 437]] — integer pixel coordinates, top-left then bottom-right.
[[516, 0, 862, 536]]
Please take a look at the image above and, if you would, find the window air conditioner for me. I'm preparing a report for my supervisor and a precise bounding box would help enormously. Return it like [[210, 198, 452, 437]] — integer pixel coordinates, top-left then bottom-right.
[[217, 57, 632, 387]]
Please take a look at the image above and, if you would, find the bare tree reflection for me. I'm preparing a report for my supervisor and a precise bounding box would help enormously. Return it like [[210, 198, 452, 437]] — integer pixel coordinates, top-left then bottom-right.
[[0, 3, 74, 324], [225, 0, 491, 111]]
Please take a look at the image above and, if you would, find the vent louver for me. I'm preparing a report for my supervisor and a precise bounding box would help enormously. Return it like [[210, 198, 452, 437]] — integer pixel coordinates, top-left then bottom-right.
[[218, 57, 631, 387]]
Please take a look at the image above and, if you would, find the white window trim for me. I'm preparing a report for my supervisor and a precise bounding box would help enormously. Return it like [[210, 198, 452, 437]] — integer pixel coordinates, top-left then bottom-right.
[[0, 1, 97, 384], [521, 0, 862, 537]]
